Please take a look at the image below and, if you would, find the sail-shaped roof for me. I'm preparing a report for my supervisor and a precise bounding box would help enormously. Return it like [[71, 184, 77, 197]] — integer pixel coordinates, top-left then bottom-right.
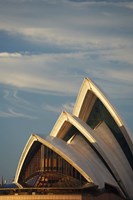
[[14, 77, 133, 200]]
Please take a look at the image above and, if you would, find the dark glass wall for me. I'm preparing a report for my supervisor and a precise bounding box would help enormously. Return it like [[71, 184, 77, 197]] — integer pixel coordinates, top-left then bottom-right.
[[19, 141, 86, 187]]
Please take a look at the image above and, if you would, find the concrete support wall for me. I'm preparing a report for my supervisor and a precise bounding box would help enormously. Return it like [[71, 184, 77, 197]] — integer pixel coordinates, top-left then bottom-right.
[[0, 194, 82, 200], [0, 193, 124, 200], [82, 193, 124, 200]]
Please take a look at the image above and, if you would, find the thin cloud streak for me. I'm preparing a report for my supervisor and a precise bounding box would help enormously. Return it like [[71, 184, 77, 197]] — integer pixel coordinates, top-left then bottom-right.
[[3, 89, 38, 112], [0, 52, 22, 58], [0, 0, 133, 42], [0, 52, 83, 95], [0, 108, 37, 119], [0, 52, 133, 98], [1, 26, 133, 51], [1, 88, 43, 120], [43, 102, 74, 114]]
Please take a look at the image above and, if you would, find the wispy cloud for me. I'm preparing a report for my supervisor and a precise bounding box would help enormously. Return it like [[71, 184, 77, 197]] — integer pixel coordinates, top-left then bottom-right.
[[0, 108, 37, 119], [3, 88, 38, 112], [0, 85, 75, 120], [62, 102, 75, 113], [43, 102, 74, 114], [0, 50, 133, 99], [0, 0, 132, 118], [0, 88, 41, 119], [0, 52, 83, 95], [0, 0, 133, 48], [0, 52, 22, 57], [125, 2, 133, 9]]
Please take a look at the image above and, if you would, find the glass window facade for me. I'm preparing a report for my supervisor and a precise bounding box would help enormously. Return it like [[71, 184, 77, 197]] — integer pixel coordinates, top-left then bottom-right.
[[19, 141, 87, 188]]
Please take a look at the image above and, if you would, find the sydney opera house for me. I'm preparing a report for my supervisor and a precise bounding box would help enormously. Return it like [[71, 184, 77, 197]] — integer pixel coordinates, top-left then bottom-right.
[[1, 78, 133, 200]]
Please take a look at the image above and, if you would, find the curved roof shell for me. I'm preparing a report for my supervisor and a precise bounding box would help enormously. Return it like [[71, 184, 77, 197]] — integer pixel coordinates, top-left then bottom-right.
[[73, 78, 133, 157], [14, 77, 133, 200], [14, 134, 94, 187], [50, 111, 133, 199]]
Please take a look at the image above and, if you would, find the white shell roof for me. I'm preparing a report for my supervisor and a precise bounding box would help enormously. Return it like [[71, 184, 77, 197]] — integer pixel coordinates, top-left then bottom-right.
[[15, 133, 119, 189], [14, 77, 133, 200]]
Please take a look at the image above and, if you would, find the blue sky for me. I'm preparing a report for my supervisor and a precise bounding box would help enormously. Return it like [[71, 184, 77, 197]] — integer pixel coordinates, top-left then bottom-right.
[[0, 0, 133, 182]]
